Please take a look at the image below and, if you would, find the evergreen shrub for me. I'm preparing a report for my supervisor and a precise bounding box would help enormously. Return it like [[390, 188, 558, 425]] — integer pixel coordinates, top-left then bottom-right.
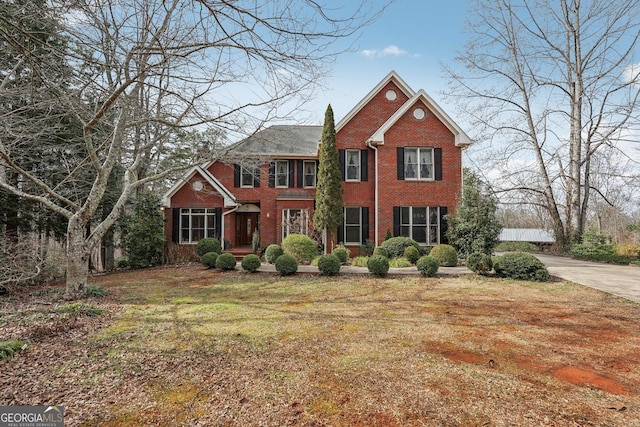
[[275, 254, 298, 276], [215, 253, 237, 271], [281, 233, 318, 263], [430, 244, 458, 267], [241, 254, 262, 273], [404, 246, 420, 264], [495, 241, 539, 253], [367, 255, 390, 277], [264, 244, 284, 264], [318, 254, 341, 276], [493, 252, 549, 282], [201, 252, 218, 269], [380, 237, 422, 259], [416, 255, 439, 277], [196, 238, 222, 257], [373, 246, 388, 258], [332, 245, 349, 264], [466, 252, 493, 274]]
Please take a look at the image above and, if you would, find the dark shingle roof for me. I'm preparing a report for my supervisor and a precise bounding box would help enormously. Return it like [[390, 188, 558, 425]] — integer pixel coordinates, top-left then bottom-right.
[[228, 125, 322, 158]]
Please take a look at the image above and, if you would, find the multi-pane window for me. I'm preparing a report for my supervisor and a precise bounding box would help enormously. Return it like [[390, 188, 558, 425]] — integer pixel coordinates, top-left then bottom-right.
[[404, 148, 434, 180], [400, 206, 439, 245], [180, 208, 216, 243], [303, 160, 316, 187], [282, 209, 308, 239], [275, 160, 289, 187], [344, 207, 362, 244], [241, 164, 257, 187], [345, 150, 361, 181]]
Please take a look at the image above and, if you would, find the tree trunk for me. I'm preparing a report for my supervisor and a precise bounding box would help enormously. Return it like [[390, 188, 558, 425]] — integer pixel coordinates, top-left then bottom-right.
[[65, 216, 90, 299]]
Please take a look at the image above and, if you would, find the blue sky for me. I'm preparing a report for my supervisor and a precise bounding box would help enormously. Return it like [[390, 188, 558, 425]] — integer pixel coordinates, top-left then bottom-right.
[[299, 0, 470, 124]]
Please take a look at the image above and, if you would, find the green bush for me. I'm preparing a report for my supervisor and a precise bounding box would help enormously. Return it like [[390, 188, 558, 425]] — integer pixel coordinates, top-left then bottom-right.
[[429, 244, 458, 267], [0, 341, 26, 362], [201, 251, 218, 269], [495, 241, 539, 253], [332, 245, 350, 264], [352, 256, 369, 267], [569, 229, 629, 263], [264, 244, 284, 264], [85, 285, 107, 297], [196, 238, 222, 257], [317, 254, 341, 276], [373, 246, 388, 258], [281, 234, 318, 263], [493, 252, 549, 282], [466, 252, 493, 274], [367, 255, 390, 277], [389, 257, 412, 268], [275, 254, 298, 276], [215, 253, 237, 271], [380, 237, 422, 259], [118, 191, 166, 269], [416, 255, 439, 277], [404, 246, 420, 264], [241, 254, 262, 273]]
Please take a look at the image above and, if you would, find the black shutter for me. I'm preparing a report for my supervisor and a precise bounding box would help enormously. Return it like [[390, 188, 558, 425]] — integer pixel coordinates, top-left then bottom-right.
[[397, 147, 405, 180], [361, 150, 368, 182], [254, 165, 260, 188], [434, 148, 443, 181], [393, 206, 400, 237], [172, 208, 180, 243], [215, 207, 222, 241], [268, 162, 275, 188], [233, 164, 240, 187], [297, 160, 303, 188], [338, 149, 345, 181], [288, 160, 295, 187], [439, 206, 448, 244], [362, 207, 369, 244], [337, 214, 344, 244]]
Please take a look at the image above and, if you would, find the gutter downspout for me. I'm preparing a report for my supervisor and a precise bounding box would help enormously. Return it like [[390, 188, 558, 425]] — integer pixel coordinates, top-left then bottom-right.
[[221, 205, 240, 250], [366, 140, 379, 246]]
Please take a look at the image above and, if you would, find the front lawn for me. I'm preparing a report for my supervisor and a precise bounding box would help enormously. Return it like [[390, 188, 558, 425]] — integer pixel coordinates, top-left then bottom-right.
[[2, 266, 640, 426]]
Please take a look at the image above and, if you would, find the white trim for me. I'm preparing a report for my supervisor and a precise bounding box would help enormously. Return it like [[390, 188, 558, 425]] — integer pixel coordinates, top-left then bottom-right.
[[336, 71, 415, 132], [161, 166, 239, 208], [345, 149, 361, 182], [367, 90, 473, 147]]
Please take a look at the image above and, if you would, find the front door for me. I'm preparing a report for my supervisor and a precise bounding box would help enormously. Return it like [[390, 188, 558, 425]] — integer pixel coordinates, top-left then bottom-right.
[[236, 213, 259, 246]]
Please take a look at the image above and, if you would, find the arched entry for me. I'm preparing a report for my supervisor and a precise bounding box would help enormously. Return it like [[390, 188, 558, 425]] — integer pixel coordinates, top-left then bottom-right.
[[235, 204, 260, 247]]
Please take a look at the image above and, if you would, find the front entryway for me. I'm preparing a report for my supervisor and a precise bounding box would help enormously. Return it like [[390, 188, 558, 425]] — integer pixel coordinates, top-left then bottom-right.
[[236, 212, 259, 246]]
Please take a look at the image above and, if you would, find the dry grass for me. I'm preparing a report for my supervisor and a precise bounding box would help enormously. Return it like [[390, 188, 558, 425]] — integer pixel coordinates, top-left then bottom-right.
[[2, 265, 640, 426]]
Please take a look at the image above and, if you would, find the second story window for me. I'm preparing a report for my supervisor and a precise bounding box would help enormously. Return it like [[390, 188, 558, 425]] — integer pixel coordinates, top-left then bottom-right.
[[404, 148, 434, 180], [241, 165, 257, 187], [303, 160, 316, 187], [346, 149, 361, 181], [275, 160, 289, 188]]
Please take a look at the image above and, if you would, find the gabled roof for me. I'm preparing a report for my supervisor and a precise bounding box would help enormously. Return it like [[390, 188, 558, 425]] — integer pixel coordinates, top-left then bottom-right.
[[367, 89, 472, 147], [336, 70, 415, 132], [161, 165, 238, 208], [226, 125, 322, 158]]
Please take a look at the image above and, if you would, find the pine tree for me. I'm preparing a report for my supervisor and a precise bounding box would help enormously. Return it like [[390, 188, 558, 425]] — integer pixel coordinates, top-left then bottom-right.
[[314, 105, 343, 248]]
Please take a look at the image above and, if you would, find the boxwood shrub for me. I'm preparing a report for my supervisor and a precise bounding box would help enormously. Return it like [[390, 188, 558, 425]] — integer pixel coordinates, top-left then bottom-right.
[[201, 252, 218, 269], [264, 244, 284, 264], [196, 238, 222, 257], [416, 255, 439, 277], [493, 252, 549, 282], [367, 254, 390, 277], [404, 245, 420, 264], [275, 254, 298, 276], [241, 254, 262, 273], [466, 252, 493, 274], [281, 233, 318, 263], [373, 246, 388, 258], [380, 237, 422, 259], [317, 254, 341, 276], [429, 244, 458, 267], [332, 245, 350, 264], [215, 253, 237, 271]]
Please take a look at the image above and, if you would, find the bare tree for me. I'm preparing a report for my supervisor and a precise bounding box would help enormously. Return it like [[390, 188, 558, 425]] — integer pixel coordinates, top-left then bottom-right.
[[0, 0, 383, 298], [446, 0, 640, 249]]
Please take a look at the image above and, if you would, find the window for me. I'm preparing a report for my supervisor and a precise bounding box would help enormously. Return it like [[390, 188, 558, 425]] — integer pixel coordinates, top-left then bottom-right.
[[303, 160, 316, 187], [404, 148, 433, 180], [180, 208, 216, 243], [282, 209, 308, 239], [343, 207, 362, 244], [275, 160, 289, 188], [345, 150, 361, 181], [241, 165, 258, 187], [399, 206, 440, 245]]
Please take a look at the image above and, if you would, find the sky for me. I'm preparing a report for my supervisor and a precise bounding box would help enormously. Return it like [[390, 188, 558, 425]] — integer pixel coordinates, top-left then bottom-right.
[[294, 0, 470, 125]]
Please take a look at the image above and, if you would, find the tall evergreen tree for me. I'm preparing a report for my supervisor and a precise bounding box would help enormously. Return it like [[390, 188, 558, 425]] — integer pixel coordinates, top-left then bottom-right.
[[446, 170, 503, 257], [314, 105, 343, 249]]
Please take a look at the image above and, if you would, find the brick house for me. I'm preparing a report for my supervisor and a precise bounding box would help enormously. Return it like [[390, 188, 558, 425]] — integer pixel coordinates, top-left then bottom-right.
[[162, 71, 472, 256]]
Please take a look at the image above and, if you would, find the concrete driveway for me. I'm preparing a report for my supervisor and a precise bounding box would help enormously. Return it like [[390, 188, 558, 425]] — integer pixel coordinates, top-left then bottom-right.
[[534, 253, 640, 303]]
